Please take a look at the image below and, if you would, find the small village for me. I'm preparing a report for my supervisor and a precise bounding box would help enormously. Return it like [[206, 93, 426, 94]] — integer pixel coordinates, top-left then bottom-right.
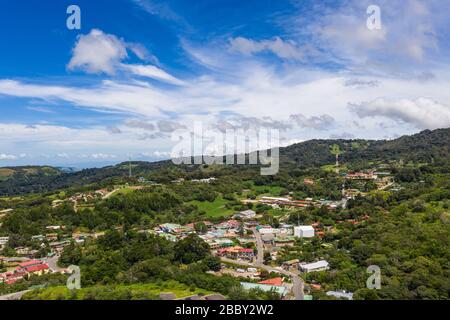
[[0, 168, 395, 300]]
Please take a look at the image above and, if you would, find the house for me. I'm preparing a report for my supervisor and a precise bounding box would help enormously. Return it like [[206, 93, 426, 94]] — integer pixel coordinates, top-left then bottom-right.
[[15, 247, 32, 256], [22, 263, 50, 277], [0, 260, 51, 284], [282, 259, 300, 270], [240, 282, 287, 297], [273, 237, 295, 247], [237, 237, 256, 244], [31, 235, 45, 242], [46, 233, 58, 241], [191, 177, 217, 183], [17, 260, 50, 277], [258, 227, 279, 235], [210, 238, 234, 249], [216, 246, 254, 261], [159, 223, 193, 235], [299, 260, 330, 273], [18, 260, 42, 268], [346, 172, 378, 180], [258, 277, 283, 286], [46, 225, 65, 230], [216, 220, 240, 230], [0, 269, 26, 284], [326, 290, 353, 300], [294, 226, 315, 238], [51, 200, 64, 207], [234, 210, 256, 220], [0, 236, 9, 246], [49, 240, 70, 253], [310, 284, 322, 290]]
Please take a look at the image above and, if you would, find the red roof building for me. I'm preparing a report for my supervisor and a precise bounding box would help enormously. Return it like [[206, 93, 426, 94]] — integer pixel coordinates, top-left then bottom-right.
[[18, 259, 43, 268], [24, 263, 49, 273], [258, 277, 283, 286]]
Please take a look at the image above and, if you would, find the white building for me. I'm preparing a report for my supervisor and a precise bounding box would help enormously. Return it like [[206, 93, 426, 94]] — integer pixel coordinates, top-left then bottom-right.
[[235, 210, 256, 220], [294, 226, 315, 238], [326, 290, 353, 300], [299, 260, 330, 273], [0, 237, 9, 246], [258, 227, 279, 235]]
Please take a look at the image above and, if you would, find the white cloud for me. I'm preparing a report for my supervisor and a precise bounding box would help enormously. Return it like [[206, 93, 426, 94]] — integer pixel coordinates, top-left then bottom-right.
[[0, 154, 17, 160], [67, 29, 182, 85], [90, 153, 117, 159], [229, 37, 307, 61], [57, 153, 69, 158], [121, 64, 185, 85], [349, 97, 450, 130], [152, 151, 171, 158], [284, 0, 449, 73], [68, 29, 128, 75]]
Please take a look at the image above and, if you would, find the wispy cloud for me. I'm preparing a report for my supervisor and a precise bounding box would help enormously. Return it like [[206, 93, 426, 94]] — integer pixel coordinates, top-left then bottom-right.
[[349, 97, 450, 130], [68, 29, 183, 85]]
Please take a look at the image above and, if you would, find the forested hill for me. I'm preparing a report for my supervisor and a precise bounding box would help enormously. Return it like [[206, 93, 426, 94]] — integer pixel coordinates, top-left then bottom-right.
[[0, 128, 449, 196], [281, 128, 450, 167]]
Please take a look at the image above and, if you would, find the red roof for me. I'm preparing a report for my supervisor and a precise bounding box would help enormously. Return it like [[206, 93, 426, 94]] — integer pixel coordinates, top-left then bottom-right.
[[24, 263, 49, 273], [5, 279, 19, 285], [19, 260, 43, 268], [259, 277, 283, 286], [239, 248, 254, 253]]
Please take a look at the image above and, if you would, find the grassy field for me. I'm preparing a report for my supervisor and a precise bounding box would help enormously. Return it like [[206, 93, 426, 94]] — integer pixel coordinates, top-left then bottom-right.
[[252, 185, 285, 195], [22, 280, 214, 300], [189, 196, 235, 217], [113, 187, 137, 196]]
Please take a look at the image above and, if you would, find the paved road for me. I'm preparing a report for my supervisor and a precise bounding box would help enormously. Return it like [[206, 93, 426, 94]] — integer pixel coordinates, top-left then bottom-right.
[[0, 290, 30, 300], [252, 228, 264, 265], [42, 254, 64, 273], [222, 228, 305, 300], [102, 188, 120, 199]]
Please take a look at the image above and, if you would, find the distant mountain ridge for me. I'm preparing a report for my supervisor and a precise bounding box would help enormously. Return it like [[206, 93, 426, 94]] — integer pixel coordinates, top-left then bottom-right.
[[0, 128, 449, 196]]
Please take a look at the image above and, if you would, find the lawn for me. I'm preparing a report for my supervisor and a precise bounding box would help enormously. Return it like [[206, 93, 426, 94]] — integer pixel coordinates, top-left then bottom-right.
[[113, 187, 136, 196], [189, 196, 235, 217]]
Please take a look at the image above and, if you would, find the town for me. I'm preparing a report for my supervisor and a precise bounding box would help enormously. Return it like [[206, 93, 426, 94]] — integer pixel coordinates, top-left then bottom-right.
[[0, 167, 399, 300]]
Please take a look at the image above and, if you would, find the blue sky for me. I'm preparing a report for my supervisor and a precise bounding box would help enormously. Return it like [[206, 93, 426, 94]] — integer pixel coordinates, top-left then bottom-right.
[[1, 0, 450, 167]]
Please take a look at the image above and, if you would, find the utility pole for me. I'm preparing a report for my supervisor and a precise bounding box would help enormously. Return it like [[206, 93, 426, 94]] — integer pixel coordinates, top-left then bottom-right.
[[128, 155, 132, 178]]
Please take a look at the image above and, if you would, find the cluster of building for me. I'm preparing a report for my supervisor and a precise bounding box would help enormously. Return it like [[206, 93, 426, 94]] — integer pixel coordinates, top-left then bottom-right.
[[153, 216, 258, 251], [345, 172, 378, 180], [216, 246, 254, 261], [0, 259, 50, 285], [259, 196, 344, 210], [171, 177, 217, 184]]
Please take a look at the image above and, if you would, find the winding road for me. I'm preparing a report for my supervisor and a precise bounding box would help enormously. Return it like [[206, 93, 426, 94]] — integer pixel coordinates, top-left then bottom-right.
[[0, 290, 30, 300]]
